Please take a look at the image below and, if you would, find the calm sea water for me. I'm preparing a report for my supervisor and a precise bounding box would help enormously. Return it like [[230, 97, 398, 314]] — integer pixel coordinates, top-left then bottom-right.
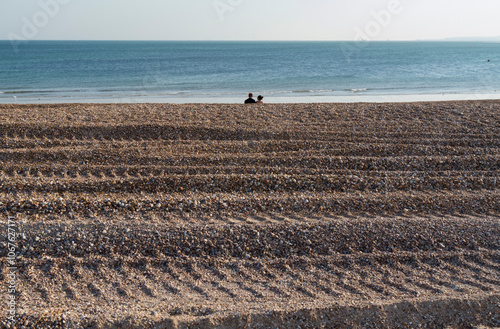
[[1, 41, 500, 103]]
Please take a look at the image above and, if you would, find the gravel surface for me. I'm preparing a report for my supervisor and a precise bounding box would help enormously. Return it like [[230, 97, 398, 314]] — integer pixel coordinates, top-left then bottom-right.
[[0, 101, 499, 328]]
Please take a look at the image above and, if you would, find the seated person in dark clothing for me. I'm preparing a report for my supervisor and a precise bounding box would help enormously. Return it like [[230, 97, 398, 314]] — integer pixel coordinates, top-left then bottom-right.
[[244, 93, 256, 104]]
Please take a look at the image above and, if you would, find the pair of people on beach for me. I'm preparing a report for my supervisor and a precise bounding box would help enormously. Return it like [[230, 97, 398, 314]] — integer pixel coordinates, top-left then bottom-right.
[[244, 93, 264, 104]]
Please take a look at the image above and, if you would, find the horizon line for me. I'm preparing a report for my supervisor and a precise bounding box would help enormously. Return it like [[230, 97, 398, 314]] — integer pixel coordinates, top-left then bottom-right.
[[1, 39, 500, 42]]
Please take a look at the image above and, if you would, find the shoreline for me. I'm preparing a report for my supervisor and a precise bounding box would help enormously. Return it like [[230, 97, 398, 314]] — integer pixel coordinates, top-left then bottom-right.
[[2, 93, 500, 105]]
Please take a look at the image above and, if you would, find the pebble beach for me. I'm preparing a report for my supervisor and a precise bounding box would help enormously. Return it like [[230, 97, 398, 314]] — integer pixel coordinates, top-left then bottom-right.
[[0, 101, 499, 328]]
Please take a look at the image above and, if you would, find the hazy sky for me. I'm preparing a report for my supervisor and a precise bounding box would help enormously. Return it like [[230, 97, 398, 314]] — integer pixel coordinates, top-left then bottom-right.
[[1, 0, 499, 41]]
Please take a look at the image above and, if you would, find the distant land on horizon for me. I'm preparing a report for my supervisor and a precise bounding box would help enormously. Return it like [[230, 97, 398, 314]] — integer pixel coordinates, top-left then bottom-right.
[[441, 36, 500, 42]]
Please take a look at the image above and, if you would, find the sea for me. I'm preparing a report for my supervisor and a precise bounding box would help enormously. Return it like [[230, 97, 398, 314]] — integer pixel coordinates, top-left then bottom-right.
[[1, 40, 500, 104]]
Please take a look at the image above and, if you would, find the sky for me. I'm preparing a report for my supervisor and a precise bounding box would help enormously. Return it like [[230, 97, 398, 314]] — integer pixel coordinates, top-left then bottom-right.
[[1, 0, 500, 41]]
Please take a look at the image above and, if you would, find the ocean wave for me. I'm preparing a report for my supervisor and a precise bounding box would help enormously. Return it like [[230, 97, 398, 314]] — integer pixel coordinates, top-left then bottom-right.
[[257, 90, 293, 95], [0, 90, 76, 94], [293, 89, 335, 93], [1, 90, 34, 94], [349, 88, 368, 93], [96, 87, 159, 93]]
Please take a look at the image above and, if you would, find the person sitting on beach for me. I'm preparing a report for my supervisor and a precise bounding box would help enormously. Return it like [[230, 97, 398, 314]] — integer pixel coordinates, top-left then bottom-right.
[[256, 95, 264, 104], [244, 93, 256, 104]]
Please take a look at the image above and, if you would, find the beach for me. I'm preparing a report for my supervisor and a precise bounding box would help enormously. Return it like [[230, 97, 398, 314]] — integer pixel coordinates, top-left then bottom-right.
[[0, 101, 499, 328]]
